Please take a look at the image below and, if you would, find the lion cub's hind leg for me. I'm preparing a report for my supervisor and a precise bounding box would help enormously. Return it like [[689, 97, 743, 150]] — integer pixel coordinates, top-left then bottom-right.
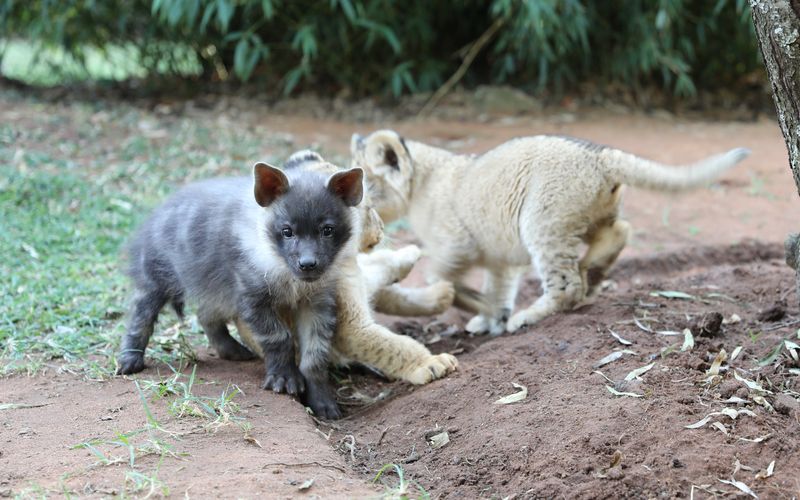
[[579, 219, 631, 298], [465, 268, 522, 336], [373, 281, 455, 317], [506, 231, 586, 333], [580, 220, 631, 297]]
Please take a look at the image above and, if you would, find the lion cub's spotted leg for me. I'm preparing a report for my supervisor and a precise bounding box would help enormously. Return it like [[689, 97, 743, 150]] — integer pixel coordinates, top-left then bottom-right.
[[465, 268, 521, 335], [579, 219, 631, 297], [506, 233, 585, 333]]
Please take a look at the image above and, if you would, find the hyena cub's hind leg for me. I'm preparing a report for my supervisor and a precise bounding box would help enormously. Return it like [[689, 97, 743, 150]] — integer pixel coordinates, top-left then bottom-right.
[[197, 311, 256, 361], [118, 288, 168, 374], [579, 219, 631, 297]]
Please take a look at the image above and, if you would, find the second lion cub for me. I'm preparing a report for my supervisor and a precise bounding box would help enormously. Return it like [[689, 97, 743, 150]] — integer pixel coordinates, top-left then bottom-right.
[[352, 130, 749, 335]]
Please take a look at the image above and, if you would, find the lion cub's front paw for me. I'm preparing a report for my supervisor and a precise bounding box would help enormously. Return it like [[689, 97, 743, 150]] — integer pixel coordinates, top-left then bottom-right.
[[403, 353, 458, 385], [391, 245, 422, 279], [506, 309, 545, 333], [427, 280, 455, 313]]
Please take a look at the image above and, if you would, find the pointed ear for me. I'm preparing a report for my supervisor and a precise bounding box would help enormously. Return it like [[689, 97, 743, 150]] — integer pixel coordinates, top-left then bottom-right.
[[327, 167, 364, 207], [253, 162, 290, 207], [364, 130, 407, 170]]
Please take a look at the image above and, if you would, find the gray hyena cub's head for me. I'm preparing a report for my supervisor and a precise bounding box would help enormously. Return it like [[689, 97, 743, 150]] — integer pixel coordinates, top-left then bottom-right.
[[253, 161, 363, 282]]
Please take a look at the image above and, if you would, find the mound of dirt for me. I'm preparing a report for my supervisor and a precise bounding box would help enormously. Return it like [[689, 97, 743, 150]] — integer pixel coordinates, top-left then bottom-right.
[[336, 241, 800, 498]]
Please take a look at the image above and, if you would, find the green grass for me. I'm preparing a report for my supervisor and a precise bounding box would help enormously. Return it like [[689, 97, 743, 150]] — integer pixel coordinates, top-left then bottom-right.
[[0, 92, 298, 376], [373, 463, 430, 500], [1, 39, 201, 86], [68, 365, 247, 496]]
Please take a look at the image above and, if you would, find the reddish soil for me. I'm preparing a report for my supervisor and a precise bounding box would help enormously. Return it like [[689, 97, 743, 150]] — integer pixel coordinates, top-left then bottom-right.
[[3, 96, 800, 498]]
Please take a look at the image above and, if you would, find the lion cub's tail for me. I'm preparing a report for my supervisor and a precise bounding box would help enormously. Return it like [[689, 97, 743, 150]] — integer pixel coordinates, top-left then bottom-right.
[[604, 147, 750, 192]]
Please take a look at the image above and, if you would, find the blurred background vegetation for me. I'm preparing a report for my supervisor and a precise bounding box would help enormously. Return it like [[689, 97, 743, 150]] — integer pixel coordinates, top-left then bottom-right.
[[0, 0, 763, 101]]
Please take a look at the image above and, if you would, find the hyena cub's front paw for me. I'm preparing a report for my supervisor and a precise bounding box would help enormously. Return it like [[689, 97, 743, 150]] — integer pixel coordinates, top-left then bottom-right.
[[304, 381, 342, 420], [262, 364, 305, 396], [403, 353, 459, 385], [117, 351, 146, 375]]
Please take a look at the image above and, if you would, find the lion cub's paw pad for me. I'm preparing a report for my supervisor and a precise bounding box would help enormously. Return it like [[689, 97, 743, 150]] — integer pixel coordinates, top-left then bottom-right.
[[405, 353, 458, 385]]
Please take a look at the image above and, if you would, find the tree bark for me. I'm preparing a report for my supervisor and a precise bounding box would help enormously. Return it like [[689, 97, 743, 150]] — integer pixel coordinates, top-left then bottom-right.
[[751, 0, 800, 303]]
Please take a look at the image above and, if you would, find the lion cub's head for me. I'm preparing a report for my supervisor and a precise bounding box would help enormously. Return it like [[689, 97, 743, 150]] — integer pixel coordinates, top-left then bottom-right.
[[350, 130, 413, 224]]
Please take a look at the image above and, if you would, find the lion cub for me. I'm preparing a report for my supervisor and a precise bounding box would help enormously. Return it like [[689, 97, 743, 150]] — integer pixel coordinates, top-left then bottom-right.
[[352, 130, 749, 334]]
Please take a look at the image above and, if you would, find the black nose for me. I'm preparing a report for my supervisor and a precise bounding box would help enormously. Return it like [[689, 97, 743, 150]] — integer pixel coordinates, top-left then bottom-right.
[[299, 258, 317, 271]]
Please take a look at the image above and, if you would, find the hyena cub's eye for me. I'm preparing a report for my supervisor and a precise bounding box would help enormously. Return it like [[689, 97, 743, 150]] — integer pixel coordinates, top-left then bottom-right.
[[321, 226, 334, 237], [281, 227, 294, 238]]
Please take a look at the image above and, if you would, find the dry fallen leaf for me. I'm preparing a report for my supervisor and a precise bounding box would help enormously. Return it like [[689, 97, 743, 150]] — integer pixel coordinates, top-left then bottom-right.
[[731, 345, 743, 362], [738, 434, 771, 443], [718, 478, 758, 499], [681, 329, 694, 352], [650, 290, 696, 300], [493, 382, 528, 405], [606, 385, 643, 398], [609, 450, 622, 468], [723, 313, 742, 325], [685, 415, 714, 429], [721, 396, 749, 404], [624, 363, 655, 381], [752, 395, 774, 412], [609, 329, 633, 345], [733, 371, 772, 394], [785, 340, 800, 362], [755, 460, 775, 480], [594, 350, 636, 368], [244, 434, 263, 448], [428, 431, 450, 449], [710, 421, 728, 435], [707, 349, 728, 376], [298, 478, 315, 491]]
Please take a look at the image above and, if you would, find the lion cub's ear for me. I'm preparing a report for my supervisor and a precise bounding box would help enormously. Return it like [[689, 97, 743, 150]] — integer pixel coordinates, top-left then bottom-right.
[[328, 167, 364, 207], [363, 130, 411, 171], [253, 162, 290, 207]]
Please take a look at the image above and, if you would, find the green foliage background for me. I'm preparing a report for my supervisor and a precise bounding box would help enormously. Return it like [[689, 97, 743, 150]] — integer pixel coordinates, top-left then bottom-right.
[[0, 0, 761, 97]]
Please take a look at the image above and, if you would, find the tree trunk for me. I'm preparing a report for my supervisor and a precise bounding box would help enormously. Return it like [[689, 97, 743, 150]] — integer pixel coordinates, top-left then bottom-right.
[[750, 0, 800, 302]]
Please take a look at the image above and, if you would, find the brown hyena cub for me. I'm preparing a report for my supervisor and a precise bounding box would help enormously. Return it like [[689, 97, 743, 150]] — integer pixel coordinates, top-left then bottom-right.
[[118, 156, 364, 419]]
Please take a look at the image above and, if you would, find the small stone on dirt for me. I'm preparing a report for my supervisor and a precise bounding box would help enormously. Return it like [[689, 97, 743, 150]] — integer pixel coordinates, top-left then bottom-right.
[[757, 301, 786, 322], [606, 467, 625, 480], [672, 458, 685, 468], [718, 379, 740, 399], [773, 393, 799, 416], [693, 312, 724, 337]]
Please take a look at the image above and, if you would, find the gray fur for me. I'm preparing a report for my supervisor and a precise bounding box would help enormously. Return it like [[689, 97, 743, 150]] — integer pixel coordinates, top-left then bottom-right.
[[118, 163, 361, 419]]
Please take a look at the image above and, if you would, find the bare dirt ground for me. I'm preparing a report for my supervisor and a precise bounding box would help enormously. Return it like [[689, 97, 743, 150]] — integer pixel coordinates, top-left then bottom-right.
[[3, 93, 800, 498]]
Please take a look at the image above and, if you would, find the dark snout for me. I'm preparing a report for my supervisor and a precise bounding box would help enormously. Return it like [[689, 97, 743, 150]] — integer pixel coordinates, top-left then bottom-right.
[[298, 255, 317, 271], [296, 245, 323, 281]]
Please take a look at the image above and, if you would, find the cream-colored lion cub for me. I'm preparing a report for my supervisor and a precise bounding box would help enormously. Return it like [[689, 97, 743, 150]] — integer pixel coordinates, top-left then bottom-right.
[[352, 130, 749, 335]]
